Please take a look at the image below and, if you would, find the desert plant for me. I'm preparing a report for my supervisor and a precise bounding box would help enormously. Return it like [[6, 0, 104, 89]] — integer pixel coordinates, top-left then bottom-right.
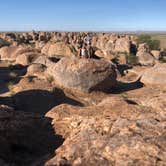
[[6, 81, 16, 96], [137, 34, 151, 43], [41, 64, 47, 71], [46, 75, 54, 83], [7, 81, 14, 91], [137, 34, 160, 50], [149, 39, 160, 50], [0, 38, 10, 48], [159, 56, 166, 63], [127, 54, 138, 65], [111, 57, 119, 64]]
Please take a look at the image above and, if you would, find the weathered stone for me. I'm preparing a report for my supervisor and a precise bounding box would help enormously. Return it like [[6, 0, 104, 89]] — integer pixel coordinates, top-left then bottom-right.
[[140, 63, 166, 89], [45, 96, 166, 166], [137, 52, 155, 66], [0, 46, 22, 61], [137, 44, 155, 66], [15, 52, 42, 66], [151, 50, 161, 60], [26, 63, 46, 76], [114, 38, 130, 53], [46, 57, 117, 93], [117, 53, 127, 64], [95, 49, 115, 60], [42, 42, 76, 58]]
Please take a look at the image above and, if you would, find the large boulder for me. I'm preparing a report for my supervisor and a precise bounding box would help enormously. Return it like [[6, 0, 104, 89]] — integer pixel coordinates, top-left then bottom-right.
[[116, 53, 127, 64], [46, 57, 117, 93], [151, 50, 160, 60], [15, 52, 42, 66], [0, 46, 41, 62], [41, 42, 76, 58], [96, 36, 109, 50], [137, 52, 156, 66], [140, 63, 166, 89], [114, 37, 131, 53], [34, 56, 59, 67], [136, 43, 156, 66], [95, 49, 106, 58], [26, 63, 46, 76], [105, 41, 115, 51], [95, 49, 116, 60], [137, 43, 150, 53], [0, 46, 22, 61]]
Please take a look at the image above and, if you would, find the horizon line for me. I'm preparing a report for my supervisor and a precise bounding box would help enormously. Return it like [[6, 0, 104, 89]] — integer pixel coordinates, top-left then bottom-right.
[[0, 30, 166, 33]]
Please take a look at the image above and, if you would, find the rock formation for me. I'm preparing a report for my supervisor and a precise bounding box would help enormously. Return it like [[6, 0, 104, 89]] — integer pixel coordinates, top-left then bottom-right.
[[46, 57, 117, 93]]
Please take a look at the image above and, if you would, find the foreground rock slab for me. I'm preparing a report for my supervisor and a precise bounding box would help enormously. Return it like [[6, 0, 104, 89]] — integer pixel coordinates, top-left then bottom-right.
[[45, 96, 166, 166]]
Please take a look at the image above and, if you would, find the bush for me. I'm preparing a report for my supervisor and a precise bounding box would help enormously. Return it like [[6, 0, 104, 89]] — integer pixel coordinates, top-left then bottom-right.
[[127, 54, 138, 65], [137, 34, 151, 43], [111, 57, 119, 64], [137, 35, 160, 50], [149, 40, 160, 50], [0, 38, 10, 48], [159, 56, 166, 63], [46, 75, 54, 83]]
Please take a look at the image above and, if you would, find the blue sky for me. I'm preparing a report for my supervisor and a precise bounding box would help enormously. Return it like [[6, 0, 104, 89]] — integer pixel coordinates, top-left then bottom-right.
[[0, 0, 166, 31]]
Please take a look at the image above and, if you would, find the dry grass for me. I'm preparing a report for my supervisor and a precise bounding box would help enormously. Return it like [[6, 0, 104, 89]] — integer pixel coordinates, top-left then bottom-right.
[[6, 81, 15, 96], [150, 34, 166, 49]]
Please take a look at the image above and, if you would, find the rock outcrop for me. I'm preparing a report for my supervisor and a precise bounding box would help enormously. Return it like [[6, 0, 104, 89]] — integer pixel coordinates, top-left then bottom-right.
[[44, 96, 166, 166], [151, 50, 160, 60], [0, 46, 22, 61], [15, 52, 42, 66], [26, 63, 46, 76], [46, 57, 117, 93], [41, 42, 76, 58], [136, 43, 156, 66], [0, 106, 64, 165], [114, 37, 131, 53], [0, 46, 41, 63], [140, 63, 166, 89]]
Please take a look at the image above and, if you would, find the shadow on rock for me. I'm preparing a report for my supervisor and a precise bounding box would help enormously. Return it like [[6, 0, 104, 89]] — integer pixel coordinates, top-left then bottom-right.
[[116, 64, 132, 76], [0, 64, 27, 94], [0, 109, 64, 166], [0, 88, 83, 114], [110, 80, 144, 94]]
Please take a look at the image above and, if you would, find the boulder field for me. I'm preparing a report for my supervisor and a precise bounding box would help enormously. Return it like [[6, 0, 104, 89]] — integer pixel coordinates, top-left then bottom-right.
[[0, 32, 165, 166]]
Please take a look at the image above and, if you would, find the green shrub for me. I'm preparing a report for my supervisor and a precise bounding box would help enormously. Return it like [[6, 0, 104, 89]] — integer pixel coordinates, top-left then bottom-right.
[[0, 38, 10, 48], [41, 64, 47, 71], [127, 54, 138, 65], [46, 75, 54, 83], [111, 57, 119, 64], [159, 56, 166, 63], [137, 34, 151, 43], [137, 35, 160, 50], [149, 40, 160, 50], [6, 81, 16, 96]]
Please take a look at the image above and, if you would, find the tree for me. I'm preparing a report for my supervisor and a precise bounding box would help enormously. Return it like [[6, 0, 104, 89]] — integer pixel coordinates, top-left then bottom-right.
[[137, 35, 160, 50]]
